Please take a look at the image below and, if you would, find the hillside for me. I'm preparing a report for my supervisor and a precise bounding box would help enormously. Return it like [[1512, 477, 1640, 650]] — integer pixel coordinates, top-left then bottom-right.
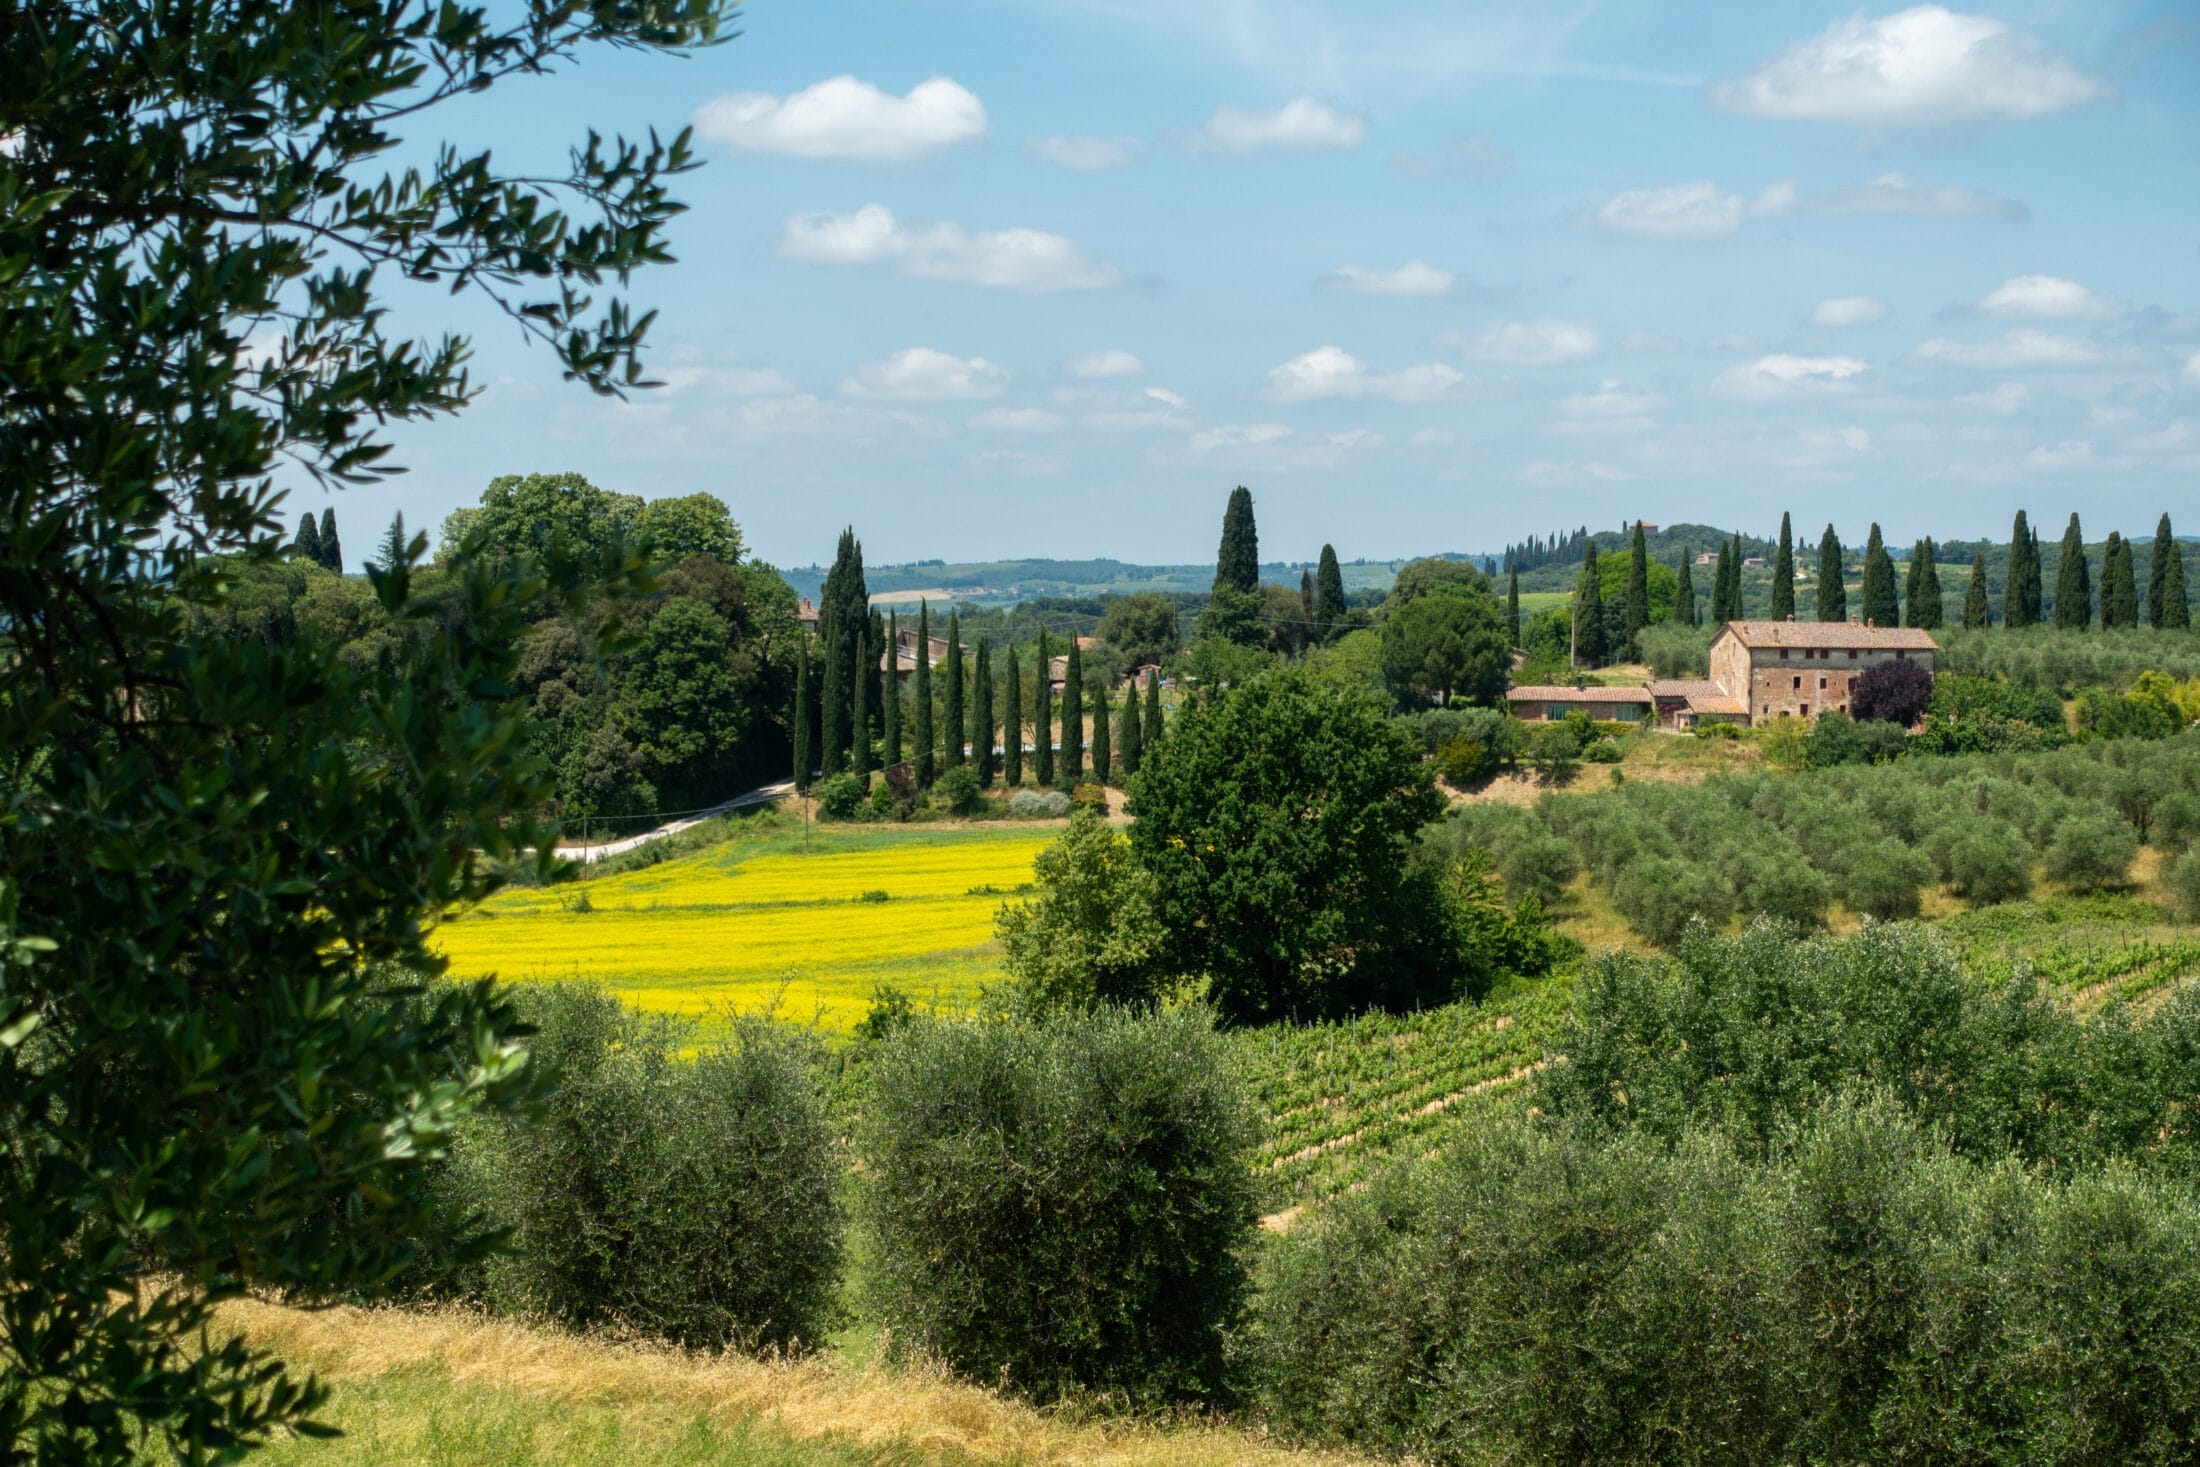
[[780, 555, 1440, 607]]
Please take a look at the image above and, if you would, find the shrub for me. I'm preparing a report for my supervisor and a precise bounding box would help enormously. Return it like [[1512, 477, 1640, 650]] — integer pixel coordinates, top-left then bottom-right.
[[815, 772, 865, 819], [2157, 791, 2200, 853], [1946, 825, 2034, 905], [1497, 833, 1579, 907], [2167, 849, 2200, 923], [1694, 718, 1742, 740], [1070, 781, 1109, 811], [1857, 719, 1909, 763], [932, 764, 984, 815], [860, 1006, 1256, 1405], [995, 812, 1171, 1009], [1611, 854, 1732, 946], [866, 778, 901, 821], [1733, 857, 1833, 928], [454, 986, 843, 1351], [1634, 621, 1712, 678], [1844, 843, 1934, 921], [1851, 657, 1933, 726], [1582, 737, 1622, 764], [2045, 810, 2139, 891], [1806, 710, 1871, 767], [1009, 788, 1072, 817]]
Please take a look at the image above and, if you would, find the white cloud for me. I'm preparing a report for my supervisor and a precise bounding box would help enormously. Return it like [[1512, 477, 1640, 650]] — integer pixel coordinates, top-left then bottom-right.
[[1145, 386, 1188, 409], [1804, 173, 2023, 218], [693, 76, 987, 162], [1265, 345, 1463, 402], [1522, 459, 1635, 485], [1327, 429, 1387, 450], [1709, 6, 2112, 126], [1956, 382, 2030, 414], [841, 348, 1007, 401], [1914, 330, 2104, 369], [1194, 96, 1367, 154], [779, 204, 1121, 293], [1812, 296, 1889, 328], [1977, 275, 2123, 321], [1390, 133, 1508, 179], [1409, 427, 1455, 448], [1587, 173, 2021, 241], [655, 361, 799, 397], [1319, 260, 1454, 298], [1583, 180, 1793, 241], [1715, 353, 1869, 400], [1551, 380, 1662, 434], [1798, 426, 1873, 452], [1465, 319, 1600, 365], [968, 407, 1064, 432], [1026, 133, 1142, 170], [2185, 351, 2200, 387], [1064, 349, 1145, 380], [2027, 440, 2095, 471], [1191, 422, 1294, 453]]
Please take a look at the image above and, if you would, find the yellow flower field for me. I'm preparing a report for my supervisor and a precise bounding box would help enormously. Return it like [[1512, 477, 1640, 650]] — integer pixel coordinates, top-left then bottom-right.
[[436, 823, 1054, 1029]]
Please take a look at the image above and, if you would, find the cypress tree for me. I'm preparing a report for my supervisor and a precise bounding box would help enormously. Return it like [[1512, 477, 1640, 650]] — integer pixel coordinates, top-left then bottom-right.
[[372, 512, 408, 574], [1315, 544, 1347, 642], [1143, 670, 1163, 753], [1506, 565, 1522, 644], [818, 529, 866, 776], [866, 611, 887, 743], [1003, 644, 1024, 787], [2162, 532, 2191, 630], [1727, 532, 1745, 617], [943, 612, 965, 768], [2149, 514, 2178, 627], [1964, 552, 1991, 629], [1861, 524, 1899, 628], [2053, 512, 2090, 629], [1908, 540, 1943, 630], [882, 612, 902, 770], [1710, 539, 1735, 622], [851, 628, 871, 781], [1770, 513, 1795, 620], [1573, 549, 1606, 666], [1062, 639, 1085, 784], [1214, 486, 1259, 595], [1624, 522, 1650, 643], [912, 602, 934, 788], [1815, 526, 1847, 622], [1092, 683, 1111, 786], [1034, 632, 1055, 788], [2101, 533, 2139, 629], [1674, 549, 1696, 626], [318, 507, 342, 572], [293, 512, 323, 566], [972, 639, 995, 784], [1903, 540, 1925, 626], [1299, 568, 1316, 627], [805, 648, 824, 783], [791, 643, 813, 793], [1118, 674, 1143, 778], [2007, 511, 2039, 626]]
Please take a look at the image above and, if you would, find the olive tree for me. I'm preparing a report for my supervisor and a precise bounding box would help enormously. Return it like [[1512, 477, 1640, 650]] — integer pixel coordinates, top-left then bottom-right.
[[0, 1, 727, 1456]]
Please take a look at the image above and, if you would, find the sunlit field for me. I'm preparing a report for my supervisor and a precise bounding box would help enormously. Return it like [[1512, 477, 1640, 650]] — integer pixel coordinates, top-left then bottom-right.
[[437, 823, 1052, 1030]]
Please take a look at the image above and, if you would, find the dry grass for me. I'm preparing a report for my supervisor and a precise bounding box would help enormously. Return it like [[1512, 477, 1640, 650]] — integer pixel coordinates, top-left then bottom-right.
[[217, 1299, 1376, 1467]]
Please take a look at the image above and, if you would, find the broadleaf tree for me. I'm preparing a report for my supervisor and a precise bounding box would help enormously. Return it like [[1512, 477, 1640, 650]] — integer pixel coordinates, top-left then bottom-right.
[[0, 0, 731, 1455]]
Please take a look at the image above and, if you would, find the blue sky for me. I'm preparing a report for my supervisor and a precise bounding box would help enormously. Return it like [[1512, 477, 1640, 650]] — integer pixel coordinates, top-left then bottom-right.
[[317, 1, 2200, 569]]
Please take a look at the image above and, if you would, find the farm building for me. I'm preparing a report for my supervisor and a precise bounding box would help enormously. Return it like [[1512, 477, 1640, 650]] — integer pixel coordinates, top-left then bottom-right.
[[1505, 684, 1655, 723], [1706, 620, 1936, 724], [1647, 679, 1749, 729]]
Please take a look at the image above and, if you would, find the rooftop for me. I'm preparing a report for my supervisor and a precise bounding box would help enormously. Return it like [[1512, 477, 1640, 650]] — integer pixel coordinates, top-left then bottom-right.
[[1715, 619, 1937, 651], [1506, 684, 1655, 703]]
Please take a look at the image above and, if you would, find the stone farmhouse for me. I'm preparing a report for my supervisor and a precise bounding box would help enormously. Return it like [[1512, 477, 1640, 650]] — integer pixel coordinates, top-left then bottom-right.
[[1508, 620, 1937, 729]]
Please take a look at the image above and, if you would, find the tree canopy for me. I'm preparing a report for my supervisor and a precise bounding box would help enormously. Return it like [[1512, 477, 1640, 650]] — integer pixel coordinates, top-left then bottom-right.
[[0, 0, 731, 1453]]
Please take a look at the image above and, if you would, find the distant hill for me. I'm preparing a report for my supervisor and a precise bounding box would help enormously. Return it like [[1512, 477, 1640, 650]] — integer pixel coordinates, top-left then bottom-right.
[[777, 555, 1478, 607]]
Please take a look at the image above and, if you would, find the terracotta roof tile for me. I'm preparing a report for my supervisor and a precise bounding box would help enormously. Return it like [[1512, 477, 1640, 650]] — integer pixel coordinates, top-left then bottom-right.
[[1715, 620, 1937, 651], [1506, 684, 1654, 703]]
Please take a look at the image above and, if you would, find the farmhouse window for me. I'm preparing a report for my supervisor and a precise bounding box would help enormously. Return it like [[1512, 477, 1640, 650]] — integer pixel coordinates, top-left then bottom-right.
[[1818, 676, 1827, 689], [1792, 675, 1802, 689], [1847, 650, 1857, 660], [1799, 704, 1810, 717]]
